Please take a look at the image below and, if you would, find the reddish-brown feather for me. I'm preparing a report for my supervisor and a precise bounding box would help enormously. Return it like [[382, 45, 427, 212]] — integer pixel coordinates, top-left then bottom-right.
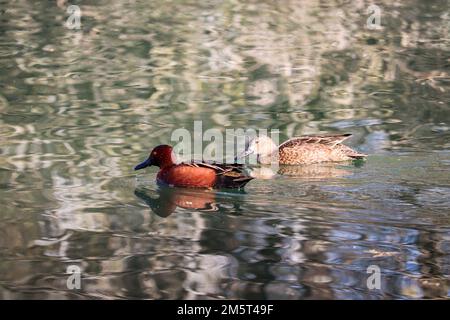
[[157, 165, 217, 188]]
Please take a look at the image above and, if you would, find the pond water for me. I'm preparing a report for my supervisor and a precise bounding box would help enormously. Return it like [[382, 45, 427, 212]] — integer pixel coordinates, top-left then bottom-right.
[[0, 0, 449, 299]]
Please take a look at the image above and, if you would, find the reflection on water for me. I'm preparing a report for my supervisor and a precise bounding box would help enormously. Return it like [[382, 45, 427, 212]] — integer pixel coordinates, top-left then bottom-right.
[[0, 0, 449, 299], [135, 187, 234, 217], [249, 162, 353, 179]]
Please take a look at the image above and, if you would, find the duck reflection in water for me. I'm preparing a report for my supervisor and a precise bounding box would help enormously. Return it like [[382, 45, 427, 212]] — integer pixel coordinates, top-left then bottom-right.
[[247, 163, 354, 180], [134, 187, 246, 217]]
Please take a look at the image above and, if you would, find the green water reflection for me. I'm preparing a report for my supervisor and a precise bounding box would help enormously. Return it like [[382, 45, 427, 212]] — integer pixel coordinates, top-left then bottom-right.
[[0, 0, 449, 299]]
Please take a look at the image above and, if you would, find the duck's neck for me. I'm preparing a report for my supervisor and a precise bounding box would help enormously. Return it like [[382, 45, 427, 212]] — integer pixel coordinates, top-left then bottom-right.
[[159, 160, 175, 170], [158, 151, 177, 169]]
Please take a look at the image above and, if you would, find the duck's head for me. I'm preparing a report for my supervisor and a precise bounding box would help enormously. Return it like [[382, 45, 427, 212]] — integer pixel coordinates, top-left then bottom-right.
[[134, 145, 176, 170], [236, 135, 278, 164]]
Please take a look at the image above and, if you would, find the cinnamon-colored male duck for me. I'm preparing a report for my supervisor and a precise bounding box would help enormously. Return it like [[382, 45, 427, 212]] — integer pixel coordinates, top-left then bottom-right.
[[135, 145, 253, 189], [238, 134, 367, 165]]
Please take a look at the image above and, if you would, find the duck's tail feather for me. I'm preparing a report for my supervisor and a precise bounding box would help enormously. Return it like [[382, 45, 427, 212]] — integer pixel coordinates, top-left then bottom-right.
[[338, 144, 368, 159], [346, 149, 368, 159], [348, 153, 368, 159]]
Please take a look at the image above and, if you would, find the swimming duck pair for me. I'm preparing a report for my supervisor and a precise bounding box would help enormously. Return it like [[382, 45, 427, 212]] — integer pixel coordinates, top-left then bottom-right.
[[134, 134, 367, 189]]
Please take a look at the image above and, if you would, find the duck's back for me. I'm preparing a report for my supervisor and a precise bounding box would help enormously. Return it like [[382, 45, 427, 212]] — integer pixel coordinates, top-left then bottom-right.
[[278, 134, 366, 165]]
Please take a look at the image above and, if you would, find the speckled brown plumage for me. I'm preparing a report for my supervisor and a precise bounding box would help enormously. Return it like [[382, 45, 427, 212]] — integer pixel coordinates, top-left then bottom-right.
[[277, 134, 367, 165]]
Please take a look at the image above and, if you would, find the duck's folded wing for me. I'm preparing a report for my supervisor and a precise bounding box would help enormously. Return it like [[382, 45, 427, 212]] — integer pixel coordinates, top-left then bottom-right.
[[186, 161, 245, 174], [279, 134, 353, 148], [215, 170, 254, 188], [186, 161, 253, 188]]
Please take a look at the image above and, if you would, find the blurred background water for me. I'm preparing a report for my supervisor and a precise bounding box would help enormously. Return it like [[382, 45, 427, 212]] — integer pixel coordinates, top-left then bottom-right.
[[0, 0, 449, 299]]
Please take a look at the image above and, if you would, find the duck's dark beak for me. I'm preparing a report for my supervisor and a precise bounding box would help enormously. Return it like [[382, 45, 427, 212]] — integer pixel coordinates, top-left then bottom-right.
[[134, 158, 152, 170]]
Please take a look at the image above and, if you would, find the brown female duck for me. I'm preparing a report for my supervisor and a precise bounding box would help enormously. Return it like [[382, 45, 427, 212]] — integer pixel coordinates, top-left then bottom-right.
[[238, 134, 367, 165]]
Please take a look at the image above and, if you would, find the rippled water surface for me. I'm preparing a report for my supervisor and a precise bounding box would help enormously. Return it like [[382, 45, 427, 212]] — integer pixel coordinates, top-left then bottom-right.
[[0, 0, 449, 299]]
